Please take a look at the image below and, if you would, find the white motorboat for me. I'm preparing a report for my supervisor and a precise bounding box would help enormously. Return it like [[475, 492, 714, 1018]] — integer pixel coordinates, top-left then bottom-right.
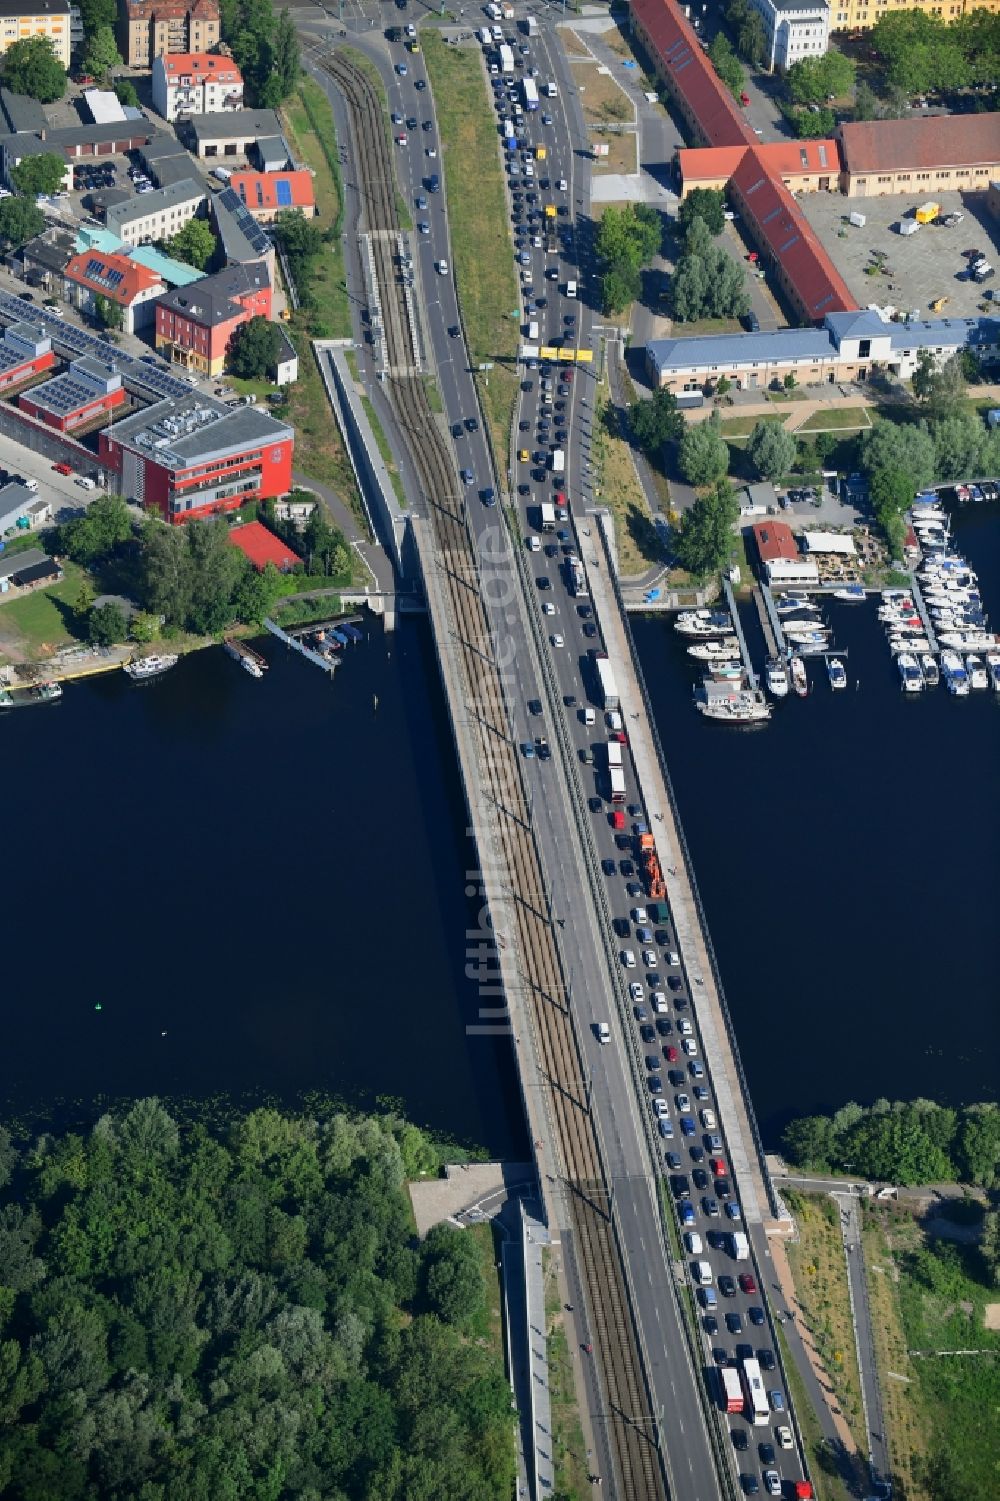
[[765, 658, 789, 698], [986, 653, 1000, 692], [965, 654, 989, 690], [775, 597, 820, 616], [123, 654, 179, 680], [687, 639, 740, 661], [708, 662, 744, 680], [897, 653, 923, 693], [675, 611, 733, 638], [881, 588, 913, 600], [938, 631, 998, 651], [889, 637, 931, 654], [920, 653, 939, 687], [783, 626, 829, 644], [789, 655, 808, 697], [832, 585, 866, 602], [940, 651, 970, 695], [695, 681, 771, 723], [827, 657, 847, 689]]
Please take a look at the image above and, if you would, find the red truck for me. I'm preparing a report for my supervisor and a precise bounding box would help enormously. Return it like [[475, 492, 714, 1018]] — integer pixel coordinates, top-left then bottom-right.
[[720, 1366, 742, 1414]]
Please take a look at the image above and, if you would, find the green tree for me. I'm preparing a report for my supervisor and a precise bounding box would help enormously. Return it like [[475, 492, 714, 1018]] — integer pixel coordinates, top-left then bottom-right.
[[0, 196, 44, 248], [853, 81, 882, 121], [860, 419, 936, 491], [422, 1226, 485, 1330], [232, 560, 283, 624], [87, 601, 127, 645], [129, 609, 159, 643], [869, 465, 914, 554], [786, 52, 856, 106], [93, 293, 123, 330], [746, 419, 797, 481], [601, 261, 640, 316], [737, 10, 767, 68], [912, 351, 966, 420], [166, 217, 216, 270], [678, 188, 725, 239], [678, 413, 730, 487], [1, 35, 66, 102], [792, 106, 836, 139], [629, 388, 683, 456], [954, 1106, 1000, 1189], [222, 0, 300, 108], [843, 1111, 952, 1186], [58, 494, 132, 564], [931, 412, 984, 483], [708, 34, 744, 99], [10, 154, 66, 197], [981, 1208, 1000, 1288], [82, 23, 122, 80], [673, 479, 738, 575], [113, 78, 140, 108], [78, 0, 116, 39], [228, 315, 281, 379], [782, 1114, 838, 1171]]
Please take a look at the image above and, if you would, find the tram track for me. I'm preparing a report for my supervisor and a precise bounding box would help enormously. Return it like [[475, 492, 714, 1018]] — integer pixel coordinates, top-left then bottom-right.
[[320, 46, 668, 1501]]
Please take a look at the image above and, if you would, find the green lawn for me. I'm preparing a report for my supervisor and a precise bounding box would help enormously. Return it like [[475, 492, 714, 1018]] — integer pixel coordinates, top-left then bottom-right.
[[423, 34, 520, 468], [718, 416, 759, 438], [281, 80, 351, 339], [795, 406, 872, 433], [0, 559, 87, 661], [670, 317, 742, 337], [361, 393, 407, 508]]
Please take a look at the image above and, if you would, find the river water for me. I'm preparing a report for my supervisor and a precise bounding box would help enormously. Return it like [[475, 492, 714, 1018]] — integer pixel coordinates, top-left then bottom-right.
[[5, 511, 997, 1150]]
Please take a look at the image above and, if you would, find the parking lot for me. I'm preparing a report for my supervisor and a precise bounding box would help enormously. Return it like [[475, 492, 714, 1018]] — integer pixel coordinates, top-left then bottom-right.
[[798, 188, 998, 320]]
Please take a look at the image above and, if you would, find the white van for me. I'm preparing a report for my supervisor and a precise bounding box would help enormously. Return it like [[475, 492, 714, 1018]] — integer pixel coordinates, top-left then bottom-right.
[[582, 706, 595, 726], [565, 279, 577, 298], [685, 1231, 704, 1255], [74, 475, 96, 491], [607, 709, 622, 731], [693, 1260, 713, 1287], [596, 1022, 610, 1044], [527, 534, 541, 552], [528, 320, 539, 341], [545, 80, 558, 98]]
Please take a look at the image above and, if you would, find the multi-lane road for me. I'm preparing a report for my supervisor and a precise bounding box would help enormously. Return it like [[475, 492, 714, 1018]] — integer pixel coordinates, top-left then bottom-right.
[[304, 10, 812, 1498]]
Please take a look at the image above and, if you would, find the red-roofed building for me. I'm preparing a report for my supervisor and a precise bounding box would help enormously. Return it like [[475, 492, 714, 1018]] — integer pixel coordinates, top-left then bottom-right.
[[630, 0, 755, 150], [227, 170, 316, 223], [63, 249, 166, 334], [155, 262, 271, 377], [728, 149, 856, 322], [678, 139, 840, 197], [152, 51, 243, 121], [751, 519, 818, 584], [228, 520, 300, 572]]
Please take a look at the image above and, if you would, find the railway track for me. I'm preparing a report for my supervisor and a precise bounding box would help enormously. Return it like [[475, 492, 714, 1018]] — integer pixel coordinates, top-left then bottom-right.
[[319, 47, 668, 1501]]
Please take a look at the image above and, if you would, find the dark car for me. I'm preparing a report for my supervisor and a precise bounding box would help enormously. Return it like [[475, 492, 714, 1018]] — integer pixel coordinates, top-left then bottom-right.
[[620, 860, 634, 877], [758, 1349, 775, 1372], [589, 796, 603, 813], [689, 1145, 705, 1163], [725, 1311, 744, 1335], [718, 1276, 736, 1298], [465, 416, 479, 432], [655, 1018, 672, 1037], [17, 291, 34, 301], [743, 310, 760, 333], [602, 858, 617, 875], [692, 1168, 708, 1190], [648, 1076, 663, 1095], [670, 1174, 690, 1199], [748, 1306, 765, 1327], [759, 1443, 775, 1466], [741, 1475, 760, 1495], [666, 1152, 682, 1170], [667, 1070, 686, 1088], [452, 421, 464, 437], [704, 1314, 718, 1335], [716, 1177, 732, 1199], [639, 1024, 656, 1045], [536, 575, 551, 590], [668, 976, 683, 991], [732, 1429, 749, 1452]]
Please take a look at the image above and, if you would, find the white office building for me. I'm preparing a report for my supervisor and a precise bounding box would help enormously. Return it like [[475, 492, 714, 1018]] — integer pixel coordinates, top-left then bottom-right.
[[750, 0, 830, 72]]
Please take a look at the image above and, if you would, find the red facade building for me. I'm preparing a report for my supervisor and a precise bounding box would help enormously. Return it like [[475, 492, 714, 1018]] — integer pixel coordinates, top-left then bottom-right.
[[99, 392, 293, 523], [19, 355, 126, 433], [0, 320, 57, 392], [154, 262, 271, 377]]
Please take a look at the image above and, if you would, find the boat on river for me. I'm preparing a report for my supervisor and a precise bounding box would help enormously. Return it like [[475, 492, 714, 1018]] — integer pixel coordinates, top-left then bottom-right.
[[827, 657, 847, 690], [687, 639, 740, 661], [123, 654, 179, 681], [0, 680, 62, 709], [765, 658, 789, 698], [789, 655, 808, 697], [832, 585, 865, 602], [920, 653, 939, 687]]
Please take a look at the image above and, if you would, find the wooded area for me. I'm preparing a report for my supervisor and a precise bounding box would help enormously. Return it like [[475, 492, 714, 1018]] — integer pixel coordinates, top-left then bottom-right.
[[0, 1101, 514, 1499]]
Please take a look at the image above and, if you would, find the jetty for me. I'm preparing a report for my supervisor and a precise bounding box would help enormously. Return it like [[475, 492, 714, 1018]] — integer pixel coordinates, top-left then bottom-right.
[[905, 570, 939, 653], [721, 576, 758, 688], [757, 585, 787, 658]]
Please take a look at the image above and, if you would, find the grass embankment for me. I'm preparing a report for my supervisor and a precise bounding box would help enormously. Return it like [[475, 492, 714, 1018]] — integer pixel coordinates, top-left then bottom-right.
[[593, 392, 661, 577], [361, 393, 407, 508], [863, 1200, 1000, 1501], [794, 407, 873, 434], [278, 82, 367, 554], [0, 559, 87, 662], [422, 34, 519, 468], [775, 1325, 856, 1501], [543, 1247, 590, 1500], [783, 1191, 867, 1453]]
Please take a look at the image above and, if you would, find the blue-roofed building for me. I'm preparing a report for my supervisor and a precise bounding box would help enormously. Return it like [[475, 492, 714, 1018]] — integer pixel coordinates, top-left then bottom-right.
[[646, 311, 1000, 393]]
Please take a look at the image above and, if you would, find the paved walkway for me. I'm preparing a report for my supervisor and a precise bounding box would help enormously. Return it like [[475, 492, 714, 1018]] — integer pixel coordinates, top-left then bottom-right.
[[834, 1193, 891, 1489], [408, 1161, 534, 1237], [522, 1202, 555, 1499]]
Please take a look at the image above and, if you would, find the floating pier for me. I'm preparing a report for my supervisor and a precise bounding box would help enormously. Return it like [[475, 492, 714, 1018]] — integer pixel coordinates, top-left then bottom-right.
[[722, 577, 758, 688]]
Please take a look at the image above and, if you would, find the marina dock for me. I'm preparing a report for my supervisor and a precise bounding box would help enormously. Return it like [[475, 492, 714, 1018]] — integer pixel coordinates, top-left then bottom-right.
[[722, 577, 758, 687], [757, 585, 787, 658], [752, 586, 780, 660], [905, 570, 939, 653]]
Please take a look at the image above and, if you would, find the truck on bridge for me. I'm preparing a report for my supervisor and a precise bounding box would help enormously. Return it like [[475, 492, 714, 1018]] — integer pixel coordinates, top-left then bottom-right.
[[595, 654, 620, 711], [719, 1366, 743, 1415]]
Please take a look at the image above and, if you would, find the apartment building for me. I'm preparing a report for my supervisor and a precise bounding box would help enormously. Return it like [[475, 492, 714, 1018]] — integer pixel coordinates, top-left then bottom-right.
[[749, 0, 830, 72], [118, 0, 219, 69], [151, 52, 243, 123], [0, 0, 71, 70], [154, 261, 271, 376], [104, 177, 206, 247], [829, 0, 999, 33]]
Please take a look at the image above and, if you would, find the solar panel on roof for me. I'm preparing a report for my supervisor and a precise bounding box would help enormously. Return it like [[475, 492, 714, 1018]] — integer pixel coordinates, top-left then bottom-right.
[[275, 179, 292, 206]]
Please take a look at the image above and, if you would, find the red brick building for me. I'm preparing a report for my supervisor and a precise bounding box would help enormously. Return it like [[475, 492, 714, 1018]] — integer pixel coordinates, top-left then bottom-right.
[[99, 392, 293, 523], [154, 262, 271, 377], [19, 355, 126, 433]]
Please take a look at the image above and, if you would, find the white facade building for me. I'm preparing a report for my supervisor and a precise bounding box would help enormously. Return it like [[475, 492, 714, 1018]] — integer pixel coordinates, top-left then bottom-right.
[[750, 0, 830, 72], [151, 52, 243, 123]]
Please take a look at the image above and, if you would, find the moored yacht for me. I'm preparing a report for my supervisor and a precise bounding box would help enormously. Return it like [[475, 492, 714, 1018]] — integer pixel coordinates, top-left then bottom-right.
[[940, 651, 970, 695], [789, 655, 808, 697], [832, 585, 865, 602], [920, 654, 939, 687], [986, 653, 1000, 691], [687, 639, 740, 661], [765, 658, 789, 697], [827, 657, 847, 690], [897, 653, 923, 693], [123, 654, 179, 681], [965, 654, 989, 690], [675, 610, 733, 638]]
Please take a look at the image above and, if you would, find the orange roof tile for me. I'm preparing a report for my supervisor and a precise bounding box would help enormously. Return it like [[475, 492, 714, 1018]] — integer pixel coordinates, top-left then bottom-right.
[[63, 250, 163, 305], [756, 138, 841, 177], [631, 0, 756, 150], [228, 170, 316, 213], [678, 146, 747, 184], [159, 52, 242, 82]]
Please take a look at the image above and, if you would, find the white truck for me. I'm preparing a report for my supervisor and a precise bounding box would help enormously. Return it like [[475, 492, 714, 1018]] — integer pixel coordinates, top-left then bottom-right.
[[525, 15, 539, 35], [727, 1231, 750, 1261], [551, 448, 565, 474], [595, 655, 620, 711], [499, 43, 514, 74]]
